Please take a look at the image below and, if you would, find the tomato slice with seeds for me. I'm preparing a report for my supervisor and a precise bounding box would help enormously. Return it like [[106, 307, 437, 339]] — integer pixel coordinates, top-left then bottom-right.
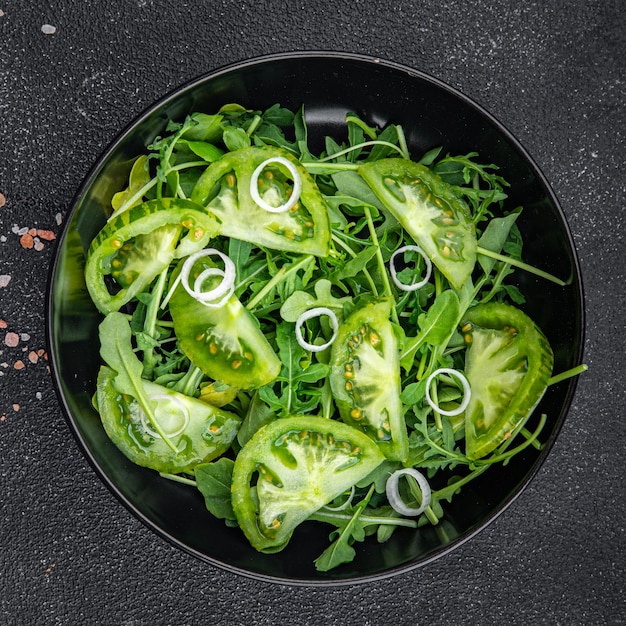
[[96, 366, 241, 474], [231, 415, 385, 552], [461, 302, 554, 460], [359, 158, 477, 290], [85, 198, 220, 314], [329, 299, 409, 462], [168, 255, 281, 390], [190, 146, 331, 257]]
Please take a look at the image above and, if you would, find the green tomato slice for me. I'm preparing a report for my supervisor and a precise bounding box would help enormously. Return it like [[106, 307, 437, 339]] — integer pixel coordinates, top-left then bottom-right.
[[96, 366, 241, 474], [191, 146, 331, 257], [359, 158, 477, 289], [461, 302, 554, 460], [231, 415, 385, 552], [329, 299, 409, 462], [85, 198, 220, 314], [168, 255, 281, 390]]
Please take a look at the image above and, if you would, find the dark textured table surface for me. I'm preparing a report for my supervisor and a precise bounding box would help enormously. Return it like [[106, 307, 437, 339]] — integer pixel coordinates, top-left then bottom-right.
[[1, 1, 624, 624]]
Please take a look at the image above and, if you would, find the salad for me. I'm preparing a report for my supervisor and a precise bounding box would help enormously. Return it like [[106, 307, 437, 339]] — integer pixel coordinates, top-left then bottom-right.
[[85, 103, 582, 571]]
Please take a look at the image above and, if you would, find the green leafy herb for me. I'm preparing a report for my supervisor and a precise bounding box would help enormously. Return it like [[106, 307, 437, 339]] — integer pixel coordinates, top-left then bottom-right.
[[400, 290, 461, 373], [195, 458, 236, 521], [313, 484, 377, 572]]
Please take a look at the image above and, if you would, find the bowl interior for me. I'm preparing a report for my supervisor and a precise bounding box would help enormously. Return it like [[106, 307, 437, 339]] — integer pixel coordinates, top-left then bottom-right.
[[47, 52, 584, 584]]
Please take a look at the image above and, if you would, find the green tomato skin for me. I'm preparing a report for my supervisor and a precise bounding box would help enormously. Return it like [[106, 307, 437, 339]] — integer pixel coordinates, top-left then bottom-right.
[[461, 302, 554, 460], [329, 299, 409, 463], [96, 366, 241, 474], [191, 146, 331, 257], [85, 198, 220, 314], [358, 159, 477, 290], [168, 258, 281, 390], [231, 415, 385, 553]]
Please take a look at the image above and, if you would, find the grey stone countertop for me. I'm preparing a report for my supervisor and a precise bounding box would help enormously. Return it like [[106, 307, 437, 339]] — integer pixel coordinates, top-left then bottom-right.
[[0, 1, 624, 624]]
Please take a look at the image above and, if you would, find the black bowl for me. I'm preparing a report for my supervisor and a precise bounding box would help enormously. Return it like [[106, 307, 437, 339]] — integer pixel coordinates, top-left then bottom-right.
[[46, 52, 584, 585]]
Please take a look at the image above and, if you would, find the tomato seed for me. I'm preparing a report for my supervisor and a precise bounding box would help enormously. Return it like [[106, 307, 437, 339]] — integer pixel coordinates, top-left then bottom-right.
[[350, 408, 362, 420]]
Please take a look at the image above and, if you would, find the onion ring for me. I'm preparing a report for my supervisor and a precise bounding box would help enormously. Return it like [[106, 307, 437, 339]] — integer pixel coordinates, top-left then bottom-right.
[[250, 156, 302, 214], [180, 248, 236, 308], [389, 244, 432, 291], [295, 306, 339, 352], [425, 367, 471, 416], [385, 468, 431, 516], [141, 393, 190, 439]]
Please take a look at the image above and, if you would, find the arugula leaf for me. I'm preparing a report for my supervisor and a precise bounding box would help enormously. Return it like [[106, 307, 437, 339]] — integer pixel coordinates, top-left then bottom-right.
[[314, 486, 374, 572], [228, 238, 253, 275], [182, 112, 224, 142], [399, 290, 461, 372], [477, 208, 522, 275], [258, 321, 330, 416], [368, 124, 405, 161], [331, 170, 386, 212], [418, 146, 443, 166], [314, 530, 357, 572], [262, 103, 295, 127], [346, 113, 378, 140], [407, 403, 467, 474], [194, 458, 236, 521], [223, 126, 250, 151], [433, 152, 509, 224], [180, 140, 224, 162], [237, 391, 276, 447], [400, 379, 427, 406], [330, 247, 378, 283], [247, 255, 316, 311], [357, 460, 400, 493], [111, 155, 150, 212]]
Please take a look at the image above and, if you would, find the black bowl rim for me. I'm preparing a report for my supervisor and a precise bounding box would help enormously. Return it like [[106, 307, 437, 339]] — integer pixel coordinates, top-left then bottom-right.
[[45, 50, 586, 586]]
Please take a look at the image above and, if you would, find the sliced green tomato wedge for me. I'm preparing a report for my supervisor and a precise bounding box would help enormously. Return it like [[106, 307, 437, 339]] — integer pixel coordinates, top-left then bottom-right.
[[96, 366, 241, 474], [329, 299, 409, 462], [190, 146, 331, 257], [231, 415, 385, 552], [168, 256, 281, 390], [85, 198, 220, 314], [359, 159, 477, 289], [461, 302, 554, 460]]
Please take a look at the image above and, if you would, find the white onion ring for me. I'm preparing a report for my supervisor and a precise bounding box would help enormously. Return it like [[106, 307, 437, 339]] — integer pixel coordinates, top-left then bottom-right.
[[389, 245, 432, 291], [323, 486, 356, 512], [295, 306, 339, 353], [141, 393, 190, 439], [385, 468, 431, 517], [425, 367, 471, 416], [250, 156, 302, 213], [180, 248, 235, 308], [192, 267, 235, 307]]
